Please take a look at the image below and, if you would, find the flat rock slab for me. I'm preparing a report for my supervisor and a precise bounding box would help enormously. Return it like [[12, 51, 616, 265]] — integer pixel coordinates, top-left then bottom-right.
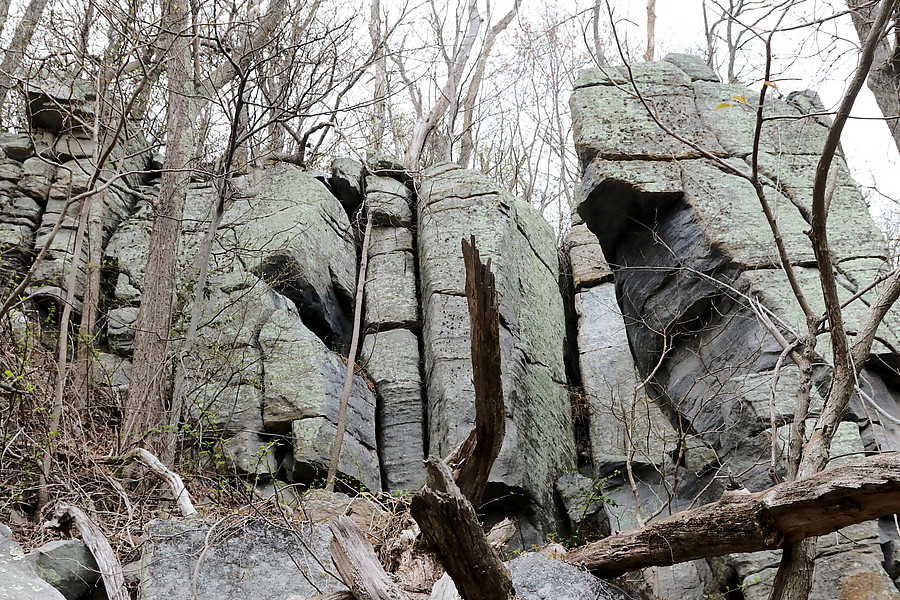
[[141, 519, 346, 600]]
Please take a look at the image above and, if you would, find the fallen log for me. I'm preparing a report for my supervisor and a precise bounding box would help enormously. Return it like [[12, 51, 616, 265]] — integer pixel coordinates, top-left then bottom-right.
[[565, 452, 900, 577]]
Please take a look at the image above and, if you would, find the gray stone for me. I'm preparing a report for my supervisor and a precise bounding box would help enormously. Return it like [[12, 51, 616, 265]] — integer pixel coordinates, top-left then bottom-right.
[[369, 226, 413, 256], [106, 306, 139, 354], [364, 242, 419, 329], [571, 69, 723, 164], [361, 329, 426, 490], [507, 552, 632, 600], [693, 80, 829, 157], [733, 522, 898, 600], [567, 223, 611, 290], [680, 159, 815, 268], [17, 157, 56, 202], [53, 135, 97, 161], [0, 526, 67, 600], [418, 163, 575, 542], [104, 214, 152, 298], [91, 353, 132, 391], [0, 160, 23, 181], [225, 164, 357, 351], [140, 519, 346, 600], [365, 175, 412, 227], [575, 284, 678, 470], [0, 134, 34, 161], [292, 417, 381, 492], [222, 431, 279, 478], [574, 61, 692, 88], [258, 301, 380, 491], [367, 154, 411, 183], [25, 76, 95, 134], [645, 562, 718, 600], [330, 157, 363, 210], [25, 539, 100, 600], [663, 53, 720, 82]]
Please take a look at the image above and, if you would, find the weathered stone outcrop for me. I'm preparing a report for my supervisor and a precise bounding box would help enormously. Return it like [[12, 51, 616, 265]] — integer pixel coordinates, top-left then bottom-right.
[[418, 162, 576, 543], [140, 519, 346, 600], [570, 57, 900, 598]]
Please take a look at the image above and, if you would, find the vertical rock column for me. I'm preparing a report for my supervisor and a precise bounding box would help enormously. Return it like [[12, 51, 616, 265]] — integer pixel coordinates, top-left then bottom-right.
[[359, 169, 427, 491], [417, 162, 575, 545]]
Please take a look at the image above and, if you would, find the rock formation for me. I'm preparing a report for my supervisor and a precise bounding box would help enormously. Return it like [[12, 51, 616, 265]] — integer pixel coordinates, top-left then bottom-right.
[[3, 55, 900, 599], [569, 53, 900, 599]]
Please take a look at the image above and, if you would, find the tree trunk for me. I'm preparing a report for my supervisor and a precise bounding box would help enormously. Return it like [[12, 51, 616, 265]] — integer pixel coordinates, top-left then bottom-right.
[[403, 0, 481, 169], [370, 0, 386, 151], [644, 0, 656, 62], [411, 458, 516, 600], [457, 2, 518, 168], [121, 0, 192, 462], [847, 0, 900, 153], [443, 236, 504, 507], [0, 0, 51, 120]]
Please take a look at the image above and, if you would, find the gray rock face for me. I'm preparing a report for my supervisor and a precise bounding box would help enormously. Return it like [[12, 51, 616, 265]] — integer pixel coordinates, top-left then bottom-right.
[[226, 164, 357, 352], [361, 329, 426, 490], [25, 539, 100, 600], [0, 134, 34, 161], [140, 519, 346, 600], [364, 228, 419, 329], [365, 175, 413, 227], [0, 524, 67, 600], [431, 552, 635, 600], [571, 55, 900, 597], [330, 157, 363, 211], [418, 163, 575, 543]]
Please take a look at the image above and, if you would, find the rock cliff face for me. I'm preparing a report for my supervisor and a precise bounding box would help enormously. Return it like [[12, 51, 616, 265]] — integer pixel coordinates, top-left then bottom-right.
[[4, 56, 900, 599], [570, 53, 900, 598]]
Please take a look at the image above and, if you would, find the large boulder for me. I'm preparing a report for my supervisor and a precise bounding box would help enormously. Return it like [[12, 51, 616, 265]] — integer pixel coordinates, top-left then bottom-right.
[[0, 523, 67, 600], [140, 519, 346, 600], [417, 163, 575, 544], [25, 539, 100, 600], [224, 164, 357, 352]]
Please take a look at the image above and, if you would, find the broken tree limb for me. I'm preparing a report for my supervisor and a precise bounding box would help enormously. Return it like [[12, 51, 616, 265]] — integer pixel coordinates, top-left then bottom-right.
[[410, 457, 515, 600], [328, 515, 407, 600], [45, 505, 128, 600], [103, 448, 197, 517], [565, 452, 900, 578], [444, 236, 504, 508]]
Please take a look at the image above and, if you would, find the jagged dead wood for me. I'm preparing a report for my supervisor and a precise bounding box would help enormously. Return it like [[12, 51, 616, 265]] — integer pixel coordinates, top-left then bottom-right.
[[444, 235, 504, 508], [565, 453, 900, 578], [329, 515, 407, 600], [410, 458, 515, 600], [45, 505, 128, 600]]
